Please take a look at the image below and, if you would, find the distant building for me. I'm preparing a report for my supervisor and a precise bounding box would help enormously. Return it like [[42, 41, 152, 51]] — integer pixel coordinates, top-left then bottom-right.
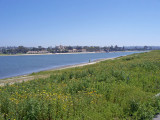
[[27, 51, 38, 54], [73, 49, 78, 52], [68, 48, 87, 53], [38, 50, 49, 54], [68, 49, 78, 53], [82, 49, 86, 52], [27, 50, 48, 54], [68, 50, 73, 53]]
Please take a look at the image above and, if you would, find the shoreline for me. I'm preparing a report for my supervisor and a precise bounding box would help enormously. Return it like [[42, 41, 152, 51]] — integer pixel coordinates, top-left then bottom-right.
[[0, 51, 145, 83], [0, 57, 116, 86], [0, 52, 101, 56], [0, 50, 146, 56]]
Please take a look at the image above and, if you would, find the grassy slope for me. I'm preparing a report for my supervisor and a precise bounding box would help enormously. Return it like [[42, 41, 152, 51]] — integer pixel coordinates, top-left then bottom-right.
[[1, 51, 160, 119]]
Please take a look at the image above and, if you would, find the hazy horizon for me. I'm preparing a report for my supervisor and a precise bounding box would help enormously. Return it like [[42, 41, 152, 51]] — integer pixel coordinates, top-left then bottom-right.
[[1, 0, 160, 47]]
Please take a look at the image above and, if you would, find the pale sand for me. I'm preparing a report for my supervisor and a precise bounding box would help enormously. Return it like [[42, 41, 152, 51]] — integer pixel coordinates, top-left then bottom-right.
[[0, 57, 116, 86], [0, 51, 142, 56], [0, 52, 102, 56]]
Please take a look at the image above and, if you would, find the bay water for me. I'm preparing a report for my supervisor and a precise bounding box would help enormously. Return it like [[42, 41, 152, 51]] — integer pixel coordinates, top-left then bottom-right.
[[0, 51, 142, 79]]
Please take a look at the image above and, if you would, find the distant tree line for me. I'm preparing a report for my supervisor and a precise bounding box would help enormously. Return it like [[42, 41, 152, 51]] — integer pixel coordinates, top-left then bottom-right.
[[0, 46, 29, 54], [0, 45, 153, 54]]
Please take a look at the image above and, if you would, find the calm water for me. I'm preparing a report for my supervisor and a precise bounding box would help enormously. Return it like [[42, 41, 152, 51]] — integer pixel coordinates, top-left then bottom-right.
[[0, 52, 142, 79]]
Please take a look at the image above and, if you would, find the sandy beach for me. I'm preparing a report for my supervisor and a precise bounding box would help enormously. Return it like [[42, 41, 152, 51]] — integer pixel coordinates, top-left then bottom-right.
[[0, 52, 101, 56], [0, 51, 143, 57]]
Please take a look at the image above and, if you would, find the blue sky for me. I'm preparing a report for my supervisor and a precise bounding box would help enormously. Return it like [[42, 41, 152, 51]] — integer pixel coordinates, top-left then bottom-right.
[[0, 0, 160, 47]]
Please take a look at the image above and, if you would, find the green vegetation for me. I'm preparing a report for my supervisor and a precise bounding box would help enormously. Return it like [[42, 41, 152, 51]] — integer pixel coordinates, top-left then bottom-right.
[[0, 53, 25, 56], [1, 51, 160, 119], [0, 54, 11, 56]]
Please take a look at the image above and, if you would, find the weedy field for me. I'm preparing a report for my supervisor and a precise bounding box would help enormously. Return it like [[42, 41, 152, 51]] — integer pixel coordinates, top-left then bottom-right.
[[0, 51, 160, 120]]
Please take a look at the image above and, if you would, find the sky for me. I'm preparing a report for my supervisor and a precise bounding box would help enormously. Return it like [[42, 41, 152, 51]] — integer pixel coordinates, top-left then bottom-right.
[[0, 0, 160, 47]]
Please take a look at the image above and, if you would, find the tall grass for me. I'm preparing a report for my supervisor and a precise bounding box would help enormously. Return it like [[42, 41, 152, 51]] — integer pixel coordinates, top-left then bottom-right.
[[1, 51, 160, 119]]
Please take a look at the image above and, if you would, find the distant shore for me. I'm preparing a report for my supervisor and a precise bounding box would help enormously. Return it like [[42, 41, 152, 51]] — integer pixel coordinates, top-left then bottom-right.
[[0, 52, 101, 56], [0, 51, 144, 56]]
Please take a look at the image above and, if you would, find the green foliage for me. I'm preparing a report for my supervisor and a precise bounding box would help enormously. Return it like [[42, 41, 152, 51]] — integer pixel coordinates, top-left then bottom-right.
[[123, 56, 135, 61], [0, 50, 160, 119]]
